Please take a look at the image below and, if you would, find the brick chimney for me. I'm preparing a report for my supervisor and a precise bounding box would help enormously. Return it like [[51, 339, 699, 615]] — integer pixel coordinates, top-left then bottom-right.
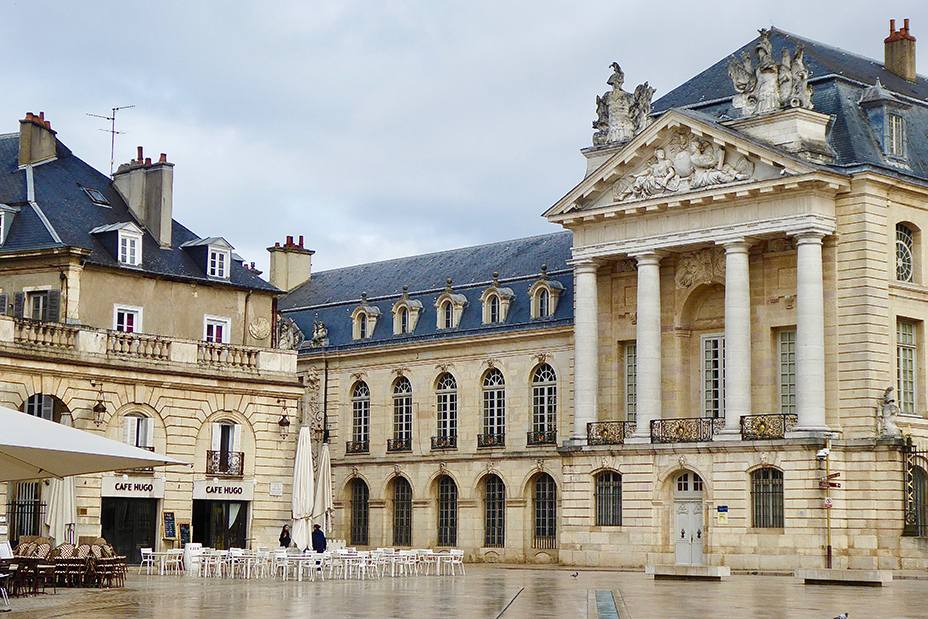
[[18, 112, 57, 166], [267, 235, 314, 291], [112, 147, 174, 248], [885, 19, 917, 82]]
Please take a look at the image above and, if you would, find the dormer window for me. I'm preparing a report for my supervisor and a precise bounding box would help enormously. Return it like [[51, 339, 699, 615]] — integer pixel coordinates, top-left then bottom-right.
[[351, 293, 381, 340], [527, 265, 565, 319], [442, 301, 453, 328], [479, 273, 514, 325], [0, 204, 17, 245], [859, 79, 909, 161], [91, 221, 145, 267], [180, 237, 234, 280], [209, 248, 229, 279], [435, 279, 467, 330], [391, 286, 422, 335], [120, 230, 142, 266]]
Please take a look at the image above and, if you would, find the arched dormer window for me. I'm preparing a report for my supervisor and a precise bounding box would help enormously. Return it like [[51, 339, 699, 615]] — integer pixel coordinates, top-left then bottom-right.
[[527, 265, 564, 319], [434, 279, 467, 330], [350, 293, 381, 340], [391, 286, 422, 335], [479, 273, 514, 325], [897, 222, 917, 283]]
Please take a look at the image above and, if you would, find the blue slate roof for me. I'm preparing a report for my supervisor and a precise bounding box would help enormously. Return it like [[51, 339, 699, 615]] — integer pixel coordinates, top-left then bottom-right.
[[0, 131, 277, 292], [279, 232, 574, 353]]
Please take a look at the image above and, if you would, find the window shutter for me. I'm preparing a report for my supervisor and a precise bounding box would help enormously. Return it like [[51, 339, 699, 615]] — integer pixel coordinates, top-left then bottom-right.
[[0, 294, 8, 316], [211, 422, 222, 451], [12, 292, 24, 319], [46, 290, 60, 322], [141, 417, 154, 448], [124, 416, 137, 447], [41, 395, 53, 420], [232, 424, 242, 452]]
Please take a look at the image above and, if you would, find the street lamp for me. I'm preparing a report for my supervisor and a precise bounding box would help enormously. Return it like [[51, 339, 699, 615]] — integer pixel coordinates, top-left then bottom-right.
[[91, 380, 107, 427], [277, 399, 291, 439]]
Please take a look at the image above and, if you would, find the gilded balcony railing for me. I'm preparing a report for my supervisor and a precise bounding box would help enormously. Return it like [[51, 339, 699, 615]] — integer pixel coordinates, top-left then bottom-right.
[[477, 433, 505, 448], [206, 450, 244, 476], [526, 430, 557, 446], [650, 417, 724, 443], [431, 434, 457, 450], [587, 421, 636, 445], [386, 438, 412, 452], [14, 319, 79, 349], [740, 413, 798, 440], [345, 440, 370, 454], [107, 331, 171, 360]]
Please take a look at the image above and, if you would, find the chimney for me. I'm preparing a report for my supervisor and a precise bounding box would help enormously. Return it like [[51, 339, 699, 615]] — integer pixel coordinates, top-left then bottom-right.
[[267, 235, 314, 291], [112, 146, 175, 248], [18, 112, 57, 166], [885, 18, 917, 82]]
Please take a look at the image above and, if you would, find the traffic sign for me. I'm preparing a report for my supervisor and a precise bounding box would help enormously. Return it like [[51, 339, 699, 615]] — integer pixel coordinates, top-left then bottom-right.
[[824, 497, 833, 508]]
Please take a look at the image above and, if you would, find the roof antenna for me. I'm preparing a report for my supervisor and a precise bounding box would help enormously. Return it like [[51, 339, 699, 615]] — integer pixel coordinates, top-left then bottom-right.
[[87, 105, 135, 177]]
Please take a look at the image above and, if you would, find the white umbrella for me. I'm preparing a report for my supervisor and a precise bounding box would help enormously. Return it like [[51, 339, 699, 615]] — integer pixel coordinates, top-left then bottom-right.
[[291, 426, 315, 551], [0, 404, 187, 482], [312, 442, 334, 535], [44, 414, 78, 545]]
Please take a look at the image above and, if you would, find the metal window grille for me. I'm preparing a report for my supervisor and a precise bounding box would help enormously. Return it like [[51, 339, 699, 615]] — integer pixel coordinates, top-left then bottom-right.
[[484, 475, 506, 548], [897, 223, 915, 282], [702, 335, 725, 419], [532, 474, 557, 549], [393, 377, 413, 442], [352, 382, 370, 443], [437, 476, 457, 546], [350, 478, 369, 546], [897, 320, 916, 414], [6, 482, 45, 546], [778, 330, 796, 414], [436, 373, 457, 440], [482, 369, 505, 436], [625, 344, 637, 423], [913, 466, 928, 537], [595, 472, 622, 526], [393, 477, 413, 546], [751, 468, 784, 528], [532, 364, 557, 434]]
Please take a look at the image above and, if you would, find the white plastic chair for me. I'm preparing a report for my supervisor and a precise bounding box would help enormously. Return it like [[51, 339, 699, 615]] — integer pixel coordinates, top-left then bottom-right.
[[446, 549, 465, 575], [139, 548, 156, 575]]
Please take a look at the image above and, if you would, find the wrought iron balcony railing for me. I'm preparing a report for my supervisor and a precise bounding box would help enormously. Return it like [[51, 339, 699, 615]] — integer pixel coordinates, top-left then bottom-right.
[[526, 430, 557, 446], [206, 450, 244, 476], [387, 438, 412, 452], [650, 417, 724, 443], [133, 445, 156, 472], [740, 413, 798, 440], [587, 421, 636, 445], [345, 440, 370, 454], [431, 434, 457, 450], [477, 433, 505, 448]]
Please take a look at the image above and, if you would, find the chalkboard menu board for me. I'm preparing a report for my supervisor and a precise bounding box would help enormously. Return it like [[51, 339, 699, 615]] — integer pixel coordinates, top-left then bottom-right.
[[163, 511, 176, 539], [179, 523, 191, 547]]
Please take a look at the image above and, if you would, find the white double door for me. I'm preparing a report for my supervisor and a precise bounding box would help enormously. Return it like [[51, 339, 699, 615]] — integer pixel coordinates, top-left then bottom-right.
[[674, 500, 704, 566]]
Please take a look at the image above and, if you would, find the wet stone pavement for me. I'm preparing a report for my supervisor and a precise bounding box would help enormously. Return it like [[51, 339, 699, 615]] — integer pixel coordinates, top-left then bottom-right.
[[5, 565, 928, 619]]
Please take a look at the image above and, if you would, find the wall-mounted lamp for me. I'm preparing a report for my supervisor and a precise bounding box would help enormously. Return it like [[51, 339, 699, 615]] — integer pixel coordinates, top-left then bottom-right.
[[277, 399, 291, 439], [90, 380, 107, 427]]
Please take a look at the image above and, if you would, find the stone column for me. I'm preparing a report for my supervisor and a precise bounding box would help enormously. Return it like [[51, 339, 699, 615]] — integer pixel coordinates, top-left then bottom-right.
[[631, 253, 662, 441], [571, 260, 600, 443], [721, 241, 752, 437], [794, 233, 829, 432]]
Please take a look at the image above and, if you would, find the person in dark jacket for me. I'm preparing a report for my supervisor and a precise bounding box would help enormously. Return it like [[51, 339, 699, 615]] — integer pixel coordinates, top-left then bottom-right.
[[311, 524, 327, 553], [279, 524, 292, 548]]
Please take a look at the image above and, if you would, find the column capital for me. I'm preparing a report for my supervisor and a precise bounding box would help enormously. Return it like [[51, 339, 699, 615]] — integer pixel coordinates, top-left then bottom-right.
[[631, 252, 664, 267], [719, 239, 754, 253], [567, 257, 604, 272], [792, 231, 827, 244]]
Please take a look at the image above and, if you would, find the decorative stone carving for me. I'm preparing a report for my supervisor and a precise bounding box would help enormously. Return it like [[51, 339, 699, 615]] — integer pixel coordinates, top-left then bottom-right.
[[308, 320, 328, 348], [486, 357, 501, 368], [766, 238, 794, 253], [536, 458, 546, 472], [675, 247, 726, 288], [759, 453, 769, 466], [277, 315, 305, 350], [880, 387, 903, 439], [438, 461, 448, 474], [593, 63, 655, 146], [678, 455, 687, 468], [727, 29, 813, 117], [248, 317, 271, 340], [394, 464, 402, 474], [613, 131, 754, 201]]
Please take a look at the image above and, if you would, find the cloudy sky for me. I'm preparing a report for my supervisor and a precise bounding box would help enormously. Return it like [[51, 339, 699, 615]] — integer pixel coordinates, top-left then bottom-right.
[[4, 1, 924, 274]]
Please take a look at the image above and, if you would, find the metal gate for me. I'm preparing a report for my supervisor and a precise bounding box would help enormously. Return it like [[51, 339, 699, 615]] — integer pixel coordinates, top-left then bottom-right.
[[6, 482, 46, 546], [904, 438, 928, 537]]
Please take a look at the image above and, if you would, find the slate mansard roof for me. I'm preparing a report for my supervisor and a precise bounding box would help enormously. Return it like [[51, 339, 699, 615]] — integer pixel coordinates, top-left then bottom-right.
[[278, 232, 574, 353], [0, 132, 277, 292]]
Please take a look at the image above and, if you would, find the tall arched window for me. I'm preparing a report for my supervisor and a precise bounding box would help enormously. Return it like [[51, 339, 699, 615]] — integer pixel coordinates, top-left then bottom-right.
[[350, 478, 369, 546], [399, 307, 409, 334], [437, 475, 458, 546], [529, 364, 557, 445], [897, 223, 915, 282], [537, 288, 550, 317], [433, 373, 457, 449], [488, 295, 500, 323], [480, 369, 505, 447], [484, 474, 505, 548], [533, 473, 557, 549], [348, 381, 370, 454], [358, 311, 368, 339], [595, 471, 622, 526], [390, 377, 413, 452], [393, 477, 413, 546], [751, 468, 784, 528], [442, 301, 453, 329]]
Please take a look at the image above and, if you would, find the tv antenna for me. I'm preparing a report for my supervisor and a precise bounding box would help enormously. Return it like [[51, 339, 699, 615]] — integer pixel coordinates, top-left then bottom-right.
[[87, 105, 135, 176]]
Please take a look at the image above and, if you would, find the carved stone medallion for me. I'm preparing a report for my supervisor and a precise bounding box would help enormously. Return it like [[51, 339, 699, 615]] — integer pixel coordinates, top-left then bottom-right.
[[248, 317, 271, 340]]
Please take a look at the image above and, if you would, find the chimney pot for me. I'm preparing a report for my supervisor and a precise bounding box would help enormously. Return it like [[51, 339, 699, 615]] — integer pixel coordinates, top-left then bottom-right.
[[159, 153, 167, 163], [136, 146, 144, 163], [885, 18, 917, 82], [286, 235, 293, 246], [298, 235, 304, 247]]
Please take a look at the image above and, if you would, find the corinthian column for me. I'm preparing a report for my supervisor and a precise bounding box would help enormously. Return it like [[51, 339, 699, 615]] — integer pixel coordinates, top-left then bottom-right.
[[721, 241, 752, 437], [571, 259, 600, 443], [793, 233, 829, 432], [631, 253, 662, 441]]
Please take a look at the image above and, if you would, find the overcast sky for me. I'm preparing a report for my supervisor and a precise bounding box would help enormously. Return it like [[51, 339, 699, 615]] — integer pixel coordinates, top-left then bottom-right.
[[4, 1, 925, 275]]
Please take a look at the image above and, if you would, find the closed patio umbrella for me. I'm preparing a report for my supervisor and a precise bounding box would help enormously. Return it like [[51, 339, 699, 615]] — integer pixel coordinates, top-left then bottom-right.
[[291, 426, 315, 551], [312, 443, 333, 534], [44, 414, 78, 545]]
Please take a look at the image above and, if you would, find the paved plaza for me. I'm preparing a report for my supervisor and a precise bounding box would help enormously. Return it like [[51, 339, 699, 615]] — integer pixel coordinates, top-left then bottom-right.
[[4, 565, 927, 619]]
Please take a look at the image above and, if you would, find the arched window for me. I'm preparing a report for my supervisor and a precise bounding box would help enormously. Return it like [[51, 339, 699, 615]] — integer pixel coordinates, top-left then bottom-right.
[[538, 288, 550, 317], [437, 475, 458, 546], [533, 473, 557, 549], [350, 478, 370, 546], [595, 471, 622, 526], [433, 373, 457, 449], [529, 364, 557, 445], [399, 307, 409, 334], [897, 223, 915, 282], [23, 393, 62, 423], [358, 312, 368, 339], [751, 468, 784, 528], [390, 377, 413, 452], [209, 421, 243, 476], [488, 295, 500, 323], [393, 477, 413, 546], [480, 369, 505, 447], [124, 413, 153, 449], [484, 474, 506, 548], [442, 301, 453, 329], [348, 382, 370, 454]]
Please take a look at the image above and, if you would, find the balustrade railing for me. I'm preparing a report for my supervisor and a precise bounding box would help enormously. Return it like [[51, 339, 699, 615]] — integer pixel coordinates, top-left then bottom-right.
[[740, 413, 798, 440], [650, 417, 724, 443], [477, 433, 505, 448], [431, 434, 457, 450], [198, 342, 259, 369], [107, 331, 171, 360], [587, 421, 636, 445], [386, 438, 412, 452], [345, 440, 370, 454], [526, 430, 557, 446], [206, 450, 244, 476], [14, 319, 78, 349]]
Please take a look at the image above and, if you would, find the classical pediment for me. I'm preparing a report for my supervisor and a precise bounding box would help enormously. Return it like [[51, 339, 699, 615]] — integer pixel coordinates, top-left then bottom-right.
[[545, 110, 824, 220]]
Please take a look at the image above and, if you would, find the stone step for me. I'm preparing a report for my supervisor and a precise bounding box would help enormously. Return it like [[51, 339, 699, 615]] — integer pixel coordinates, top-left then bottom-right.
[[795, 569, 893, 587], [645, 565, 730, 581]]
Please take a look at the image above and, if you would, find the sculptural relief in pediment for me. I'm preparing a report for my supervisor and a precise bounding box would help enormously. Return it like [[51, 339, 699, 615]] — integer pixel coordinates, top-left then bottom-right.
[[612, 130, 768, 203]]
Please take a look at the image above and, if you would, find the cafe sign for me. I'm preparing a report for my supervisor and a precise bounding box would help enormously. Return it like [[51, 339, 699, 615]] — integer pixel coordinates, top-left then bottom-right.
[[101, 476, 165, 499], [193, 478, 254, 501]]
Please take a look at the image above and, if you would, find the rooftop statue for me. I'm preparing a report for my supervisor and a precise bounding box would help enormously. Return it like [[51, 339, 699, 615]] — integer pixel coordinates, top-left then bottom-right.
[[593, 63, 655, 146], [727, 29, 813, 117]]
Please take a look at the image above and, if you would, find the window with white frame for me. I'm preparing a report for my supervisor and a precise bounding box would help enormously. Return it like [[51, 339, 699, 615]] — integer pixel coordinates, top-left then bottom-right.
[[208, 248, 229, 279], [487, 294, 500, 324], [532, 364, 557, 436], [537, 288, 550, 317], [897, 223, 915, 282], [204, 315, 231, 343], [351, 381, 371, 451], [624, 343, 637, 423], [888, 113, 906, 158], [778, 330, 796, 414], [441, 301, 453, 329], [29, 291, 49, 321], [436, 373, 457, 443], [399, 307, 409, 333], [114, 305, 142, 333], [119, 230, 142, 266], [124, 413, 154, 449], [702, 334, 725, 419], [393, 377, 413, 446], [898, 319, 917, 414], [24, 393, 55, 421], [482, 368, 505, 443]]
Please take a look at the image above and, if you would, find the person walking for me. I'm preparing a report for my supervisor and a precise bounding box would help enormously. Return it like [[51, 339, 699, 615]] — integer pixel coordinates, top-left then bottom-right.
[[311, 524, 326, 553], [279, 524, 292, 548]]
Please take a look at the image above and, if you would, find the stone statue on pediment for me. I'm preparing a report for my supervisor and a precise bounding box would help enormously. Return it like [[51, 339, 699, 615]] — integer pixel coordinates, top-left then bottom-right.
[[727, 29, 812, 117], [276, 315, 305, 350], [593, 63, 655, 146], [880, 386, 903, 439]]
